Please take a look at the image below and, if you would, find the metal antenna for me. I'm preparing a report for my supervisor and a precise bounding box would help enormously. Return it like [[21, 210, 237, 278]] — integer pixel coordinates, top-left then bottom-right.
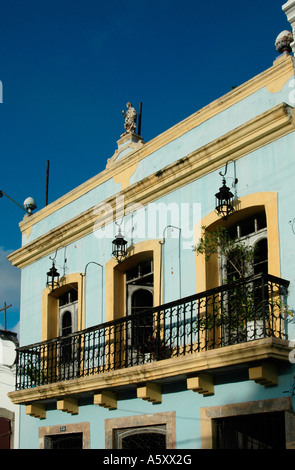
[[45, 160, 49, 206]]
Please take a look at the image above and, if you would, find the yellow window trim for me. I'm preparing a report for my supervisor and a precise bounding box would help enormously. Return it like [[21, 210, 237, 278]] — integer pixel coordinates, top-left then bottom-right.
[[41, 273, 83, 341], [105, 240, 162, 322], [195, 192, 280, 293]]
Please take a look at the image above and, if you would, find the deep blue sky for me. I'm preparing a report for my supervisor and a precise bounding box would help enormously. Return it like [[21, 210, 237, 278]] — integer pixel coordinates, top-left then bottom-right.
[[0, 0, 290, 332]]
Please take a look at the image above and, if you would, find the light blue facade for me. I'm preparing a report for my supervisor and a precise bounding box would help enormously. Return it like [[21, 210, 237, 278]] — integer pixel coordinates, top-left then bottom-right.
[[11, 53, 295, 449], [19, 377, 295, 450]]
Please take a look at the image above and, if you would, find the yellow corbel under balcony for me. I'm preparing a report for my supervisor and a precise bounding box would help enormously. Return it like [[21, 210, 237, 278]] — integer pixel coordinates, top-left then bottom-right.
[[137, 383, 162, 404], [25, 404, 46, 419], [57, 398, 79, 415], [94, 391, 117, 410], [187, 373, 214, 396], [249, 363, 278, 386]]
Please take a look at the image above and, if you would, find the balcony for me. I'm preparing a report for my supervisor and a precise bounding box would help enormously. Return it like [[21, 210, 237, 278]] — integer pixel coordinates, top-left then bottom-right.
[[12, 273, 291, 396]]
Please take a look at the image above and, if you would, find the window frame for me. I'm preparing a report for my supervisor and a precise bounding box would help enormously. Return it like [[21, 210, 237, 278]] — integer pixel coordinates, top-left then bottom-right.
[[39, 422, 90, 449], [200, 397, 295, 449], [41, 273, 83, 341], [105, 240, 162, 322], [195, 192, 280, 294], [219, 210, 268, 284], [105, 411, 176, 449]]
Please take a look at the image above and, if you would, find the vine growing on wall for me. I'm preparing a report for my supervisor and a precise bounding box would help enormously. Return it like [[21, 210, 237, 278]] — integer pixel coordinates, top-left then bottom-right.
[[193, 225, 255, 280]]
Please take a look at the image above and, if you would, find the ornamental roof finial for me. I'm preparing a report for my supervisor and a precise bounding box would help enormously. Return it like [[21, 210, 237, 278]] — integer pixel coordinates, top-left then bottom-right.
[[275, 30, 293, 54]]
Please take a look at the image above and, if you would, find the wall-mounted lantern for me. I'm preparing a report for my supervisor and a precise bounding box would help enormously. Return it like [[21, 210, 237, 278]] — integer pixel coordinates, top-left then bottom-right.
[[215, 160, 238, 220], [215, 178, 234, 219], [112, 228, 128, 263], [46, 261, 60, 291]]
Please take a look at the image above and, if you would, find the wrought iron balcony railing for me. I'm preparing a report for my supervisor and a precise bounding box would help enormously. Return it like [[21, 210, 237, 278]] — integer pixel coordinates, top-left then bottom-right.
[[15, 273, 290, 390]]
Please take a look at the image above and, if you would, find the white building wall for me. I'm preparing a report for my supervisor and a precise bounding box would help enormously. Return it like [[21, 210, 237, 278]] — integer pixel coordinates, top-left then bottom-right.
[[0, 332, 19, 448]]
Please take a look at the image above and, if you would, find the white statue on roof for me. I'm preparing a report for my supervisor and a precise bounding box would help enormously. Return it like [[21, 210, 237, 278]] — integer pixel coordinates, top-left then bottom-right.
[[122, 102, 137, 134]]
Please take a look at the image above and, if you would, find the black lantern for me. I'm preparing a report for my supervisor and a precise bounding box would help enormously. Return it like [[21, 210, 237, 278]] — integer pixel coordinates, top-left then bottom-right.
[[215, 178, 234, 219], [112, 228, 128, 262], [46, 261, 60, 290]]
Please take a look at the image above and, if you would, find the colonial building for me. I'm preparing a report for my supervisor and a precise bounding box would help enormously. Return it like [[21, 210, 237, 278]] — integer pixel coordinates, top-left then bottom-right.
[[7, 2, 295, 449]]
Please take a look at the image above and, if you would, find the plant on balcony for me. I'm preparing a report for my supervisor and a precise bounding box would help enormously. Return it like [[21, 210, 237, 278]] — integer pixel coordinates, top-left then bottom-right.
[[194, 226, 293, 342], [273, 298, 294, 324], [193, 226, 260, 340], [194, 225, 255, 279], [139, 335, 172, 360], [21, 359, 45, 386]]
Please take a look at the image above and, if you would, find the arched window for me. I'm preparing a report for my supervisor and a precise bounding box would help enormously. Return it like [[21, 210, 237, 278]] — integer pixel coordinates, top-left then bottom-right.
[[58, 288, 78, 371], [115, 426, 166, 449], [220, 210, 268, 284], [61, 311, 72, 337], [60, 311, 73, 365], [215, 210, 269, 344], [126, 260, 154, 354], [131, 289, 153, 315], [130, 289, 154, 350], [42, 274, 82, 342], [126, 259, 154, 315], [58, 287, 78, 337], [253, 238, 268, 275], [106, 412, 176, 449], [105, 240, 162, 323]]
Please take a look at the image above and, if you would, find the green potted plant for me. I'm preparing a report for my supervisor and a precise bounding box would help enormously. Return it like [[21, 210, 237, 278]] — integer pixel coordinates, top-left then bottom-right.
[[194, 225, 255, 279], [139, 335, 172, 360], [193, 226, 259, 343], [21, 359, 45, 386]]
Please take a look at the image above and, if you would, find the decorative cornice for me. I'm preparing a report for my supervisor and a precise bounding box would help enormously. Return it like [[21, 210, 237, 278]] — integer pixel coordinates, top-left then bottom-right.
[[8, 102, 295, 269], [16, 54, 295, 235]]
